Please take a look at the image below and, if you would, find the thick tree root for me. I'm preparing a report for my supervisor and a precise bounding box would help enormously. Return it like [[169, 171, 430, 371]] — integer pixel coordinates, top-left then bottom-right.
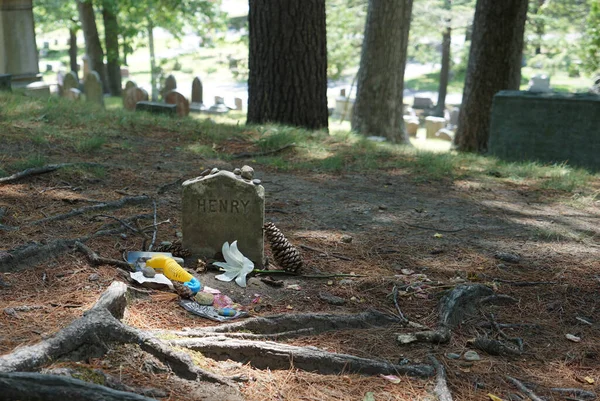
[[429, 356, 453, 401], [0, 372, 158, 401], [505, 376, 544, 401], [169, 336, 434, 377], [0, 163, 103, 185], [75, 241, 132, 270]]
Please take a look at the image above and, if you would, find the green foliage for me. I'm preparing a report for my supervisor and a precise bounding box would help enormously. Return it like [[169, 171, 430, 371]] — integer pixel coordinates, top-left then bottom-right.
[[326, 0, 367, 79], [580, 0, 600, 74], [9, 155, 47, 172], [75, 135, 106, 153]]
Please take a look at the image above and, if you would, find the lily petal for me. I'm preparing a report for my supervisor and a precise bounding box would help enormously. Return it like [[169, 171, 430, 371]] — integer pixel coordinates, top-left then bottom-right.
[[215, 270, 238, 282], [226, 241, 244, 266], [235, 259, 255, 287], [213, 261, 239, 272]]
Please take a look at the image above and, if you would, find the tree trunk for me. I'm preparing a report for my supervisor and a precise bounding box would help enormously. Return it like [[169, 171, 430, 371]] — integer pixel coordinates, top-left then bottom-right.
[[77, 0, 108, 92], [434, 0, 452, 117], [247, 0, 328, 130], [351, 0, 414, 143], [453, 0, 528, 152], [147, 18, 158, 101], [68, 27, 78, 75], [102, 0, 121, 96]]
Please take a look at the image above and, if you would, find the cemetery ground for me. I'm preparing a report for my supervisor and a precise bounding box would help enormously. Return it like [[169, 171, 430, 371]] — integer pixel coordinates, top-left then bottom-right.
[[0, 92, 599, 401]]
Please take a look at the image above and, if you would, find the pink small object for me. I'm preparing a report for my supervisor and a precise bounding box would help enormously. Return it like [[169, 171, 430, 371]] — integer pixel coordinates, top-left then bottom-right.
[[213, 294, 234, 309], [202, 286, 221, 294], [251, 295, 262, 304]]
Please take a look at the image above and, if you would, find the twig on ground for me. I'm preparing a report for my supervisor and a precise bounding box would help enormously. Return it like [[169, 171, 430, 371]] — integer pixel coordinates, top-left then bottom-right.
[[148, 201, 158, 252], [550, 388, 597, 400], [403, 222, 464, 233], [429, 356, 453, 401], [472, 338, 523, 356], [28, 195, 150, 226], [74, 242, 132, 270], [487, 313, 524, 352], [392, 285, 408, 322], [0, 163, 102, 185], [232, 143, 296, 159], [157, 177, 184, 194], [479, 294, 519, 305], [505, 376, 544, 401], [92, 215, 142, 235], [299, 244, 352, 261], [490, 278, 557, 287]]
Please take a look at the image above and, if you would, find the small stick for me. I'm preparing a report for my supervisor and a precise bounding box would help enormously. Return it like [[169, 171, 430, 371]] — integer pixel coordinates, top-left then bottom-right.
[[505, 376, 544, 401], [550, 388, 597, 400], [232, 143, 296, 159], [74, 242, 132, 269], [403, 222, 464, 233], [93, 215, 142, 235], [493, 279, 556, 287], [0, 162, 102, 185], [487, 313, 523, 352], [392, 285, 408, 322], [148, 201, 158, 252], [300, 244, 352, 261]]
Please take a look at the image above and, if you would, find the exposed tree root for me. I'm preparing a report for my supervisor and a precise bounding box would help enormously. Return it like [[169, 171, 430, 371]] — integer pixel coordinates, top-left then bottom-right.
[[0, 372, 158, 401], [472, 338, 522, 356], [550, 387, 597, 400], [429, 356, 453, 401], [0, 163, 103, 185], [232, 143, 296, 159], [74, 241, 132, 270], [162, 328, 316, 340], [506, 376, 544, 401], [169, 336, 434, 377], [28, 195, 150, 226]]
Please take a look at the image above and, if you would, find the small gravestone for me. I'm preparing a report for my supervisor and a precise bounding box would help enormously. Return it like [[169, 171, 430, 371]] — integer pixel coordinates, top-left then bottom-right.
[[62, 72, 79, 96], [182, 169, 265, 267], [191, 76, 203, 104], [82, 55, 90, 80], [161, 74, 177, 98], [164, 90, 190, 117], [124, 80, 137, 92], [136, 101, 176, 115], [84, 71, 104, 106], [403, 116, 419, 137], [413, 96, 434, 109], [425, 116, 446, 139], [123, 86, 149, 111], [528, 74, 551, 93], [234, 97, 243, 111], [65, 88, 82, 101]]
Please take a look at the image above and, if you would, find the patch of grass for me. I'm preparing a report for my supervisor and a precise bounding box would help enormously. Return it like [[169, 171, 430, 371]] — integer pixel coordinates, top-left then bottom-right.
[[75, 135, 107, 153], [188, 143, 218, 158], [9, 155, 47, 172]]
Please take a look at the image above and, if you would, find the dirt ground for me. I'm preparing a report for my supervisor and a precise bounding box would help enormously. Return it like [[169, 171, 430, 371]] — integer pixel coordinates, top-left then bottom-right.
[[1, 131, 599, 400]]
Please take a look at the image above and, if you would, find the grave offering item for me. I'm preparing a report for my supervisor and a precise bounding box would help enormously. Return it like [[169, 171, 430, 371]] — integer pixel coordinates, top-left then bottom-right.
[[263, 222, 303, 273], [62, 71, 79, 95], [84, 71, 104, 106], [123, 86, 149, 111], [425, 116, 446, 139], [191, 76, 203, 104], [164, 90, 190, 117], [182, 169, 265, 267]]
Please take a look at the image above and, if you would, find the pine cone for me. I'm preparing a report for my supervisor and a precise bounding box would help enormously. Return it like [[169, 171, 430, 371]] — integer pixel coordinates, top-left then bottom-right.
[[173, 282, 194, 299], [154, 239, 192, 258], [263, 222, 303, 273]]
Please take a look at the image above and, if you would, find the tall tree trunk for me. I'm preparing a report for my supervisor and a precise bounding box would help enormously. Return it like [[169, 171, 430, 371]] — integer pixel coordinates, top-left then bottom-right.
[[147, 18, 158, 101], [434, 0, 452, 117], [77, 0, 108, 92], [68, 27, 78, 75], [247, 0, 328, 130], [453, 0, 528, 153], [102, 0, 121, 96], [351, 0, 414, 143]]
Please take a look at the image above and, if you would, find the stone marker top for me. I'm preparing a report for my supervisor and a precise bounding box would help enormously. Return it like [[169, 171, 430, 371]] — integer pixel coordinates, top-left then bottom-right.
[[183, 170, 264, 197], [496, 90, 600, 102]]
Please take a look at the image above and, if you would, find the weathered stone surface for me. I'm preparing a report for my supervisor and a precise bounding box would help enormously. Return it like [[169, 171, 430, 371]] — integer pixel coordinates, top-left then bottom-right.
[[84, 71, 104, 107], [191, 76, 203, 104], [162, 74, 177, 98], [182, 170, 265, 266], [234, 97, 243, 111], [413, 97, 433, 109], [62, 71, 79, 95], [164, 90, 190, 117], [489, 91, 600, 171], [435, 128, 454, 142], [135, 101, 176, 116], [0, 74, 11, 91], [240, 165, 254, 180], [123, 87, 149, 111], [425, 116, 446, 139], [404, 116, 419, 137], [64, 88, 82, 101], [124, 80, 137, 91]]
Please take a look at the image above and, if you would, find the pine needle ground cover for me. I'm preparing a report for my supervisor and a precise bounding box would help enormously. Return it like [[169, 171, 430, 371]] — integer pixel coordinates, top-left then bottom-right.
[[1, 93, 599, 400]]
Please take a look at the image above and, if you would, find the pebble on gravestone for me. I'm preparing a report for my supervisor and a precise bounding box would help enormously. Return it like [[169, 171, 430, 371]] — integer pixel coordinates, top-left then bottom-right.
[[62, 71, 79, 97], [164, 90, 190, 117], [84, 71, 104, 107], [182, 170, 265, 267], [191, 76, 203, 104], [123, 86, 149, 111]]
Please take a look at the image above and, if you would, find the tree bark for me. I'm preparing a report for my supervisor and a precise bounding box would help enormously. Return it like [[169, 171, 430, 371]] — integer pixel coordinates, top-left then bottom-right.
[[351, 0, 414, 143], [68, 27, 78, 75], [434, 0, 452, 117], [102, 0, 121, 96], [453, 0, 528, 152], [247, 0, 328, 130], [147, 18, 158, 101], [78, 0, 108, 92]]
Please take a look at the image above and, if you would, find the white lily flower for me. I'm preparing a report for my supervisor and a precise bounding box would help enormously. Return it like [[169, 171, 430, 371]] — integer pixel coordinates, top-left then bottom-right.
[[213, 241, 254, 287]]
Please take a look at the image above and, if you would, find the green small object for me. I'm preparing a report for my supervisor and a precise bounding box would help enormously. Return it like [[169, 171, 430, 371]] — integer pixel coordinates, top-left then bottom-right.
[[141, 266, 156, 278], [217, 308, 236, 317], [194, 292, 214, 306], [363, 392, 375, 401]]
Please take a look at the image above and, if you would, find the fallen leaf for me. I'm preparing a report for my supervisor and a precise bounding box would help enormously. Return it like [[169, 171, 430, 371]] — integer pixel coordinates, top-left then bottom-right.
[[286, 305, 294, 310], [433, 233, 443, 238], [583, 376, 595, 384], [487, 394, 504, 401], [380, 374, 401, 384], [363, 392, 376, 401], [286, 284, 302, 290], [566, 333, 581, 342]]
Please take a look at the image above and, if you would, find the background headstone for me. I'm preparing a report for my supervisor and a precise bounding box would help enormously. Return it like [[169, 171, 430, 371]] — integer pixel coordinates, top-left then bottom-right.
[[425, 116, 446, 139], [64, 87, 82, 101], [234, 97, 243, 111], [124, 80, 137, 92], [62, 71, 79, 96], [84, 71, 104, 106], [123, 86, 149, 111], [528, 74, 551, 93], [182, 170, 265, 267], [161, 74, 177, 98], [403, 116, 419, 137], [191, 76, 203, 104], [0, 74, 11, 92], [165, 90, 190, 117], [81, 55, 90, 80]]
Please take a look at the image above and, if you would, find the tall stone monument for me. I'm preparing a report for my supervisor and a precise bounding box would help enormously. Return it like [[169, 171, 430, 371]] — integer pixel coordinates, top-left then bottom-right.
[[0, 0, 40, 86], [182, 168, 265, 267]]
